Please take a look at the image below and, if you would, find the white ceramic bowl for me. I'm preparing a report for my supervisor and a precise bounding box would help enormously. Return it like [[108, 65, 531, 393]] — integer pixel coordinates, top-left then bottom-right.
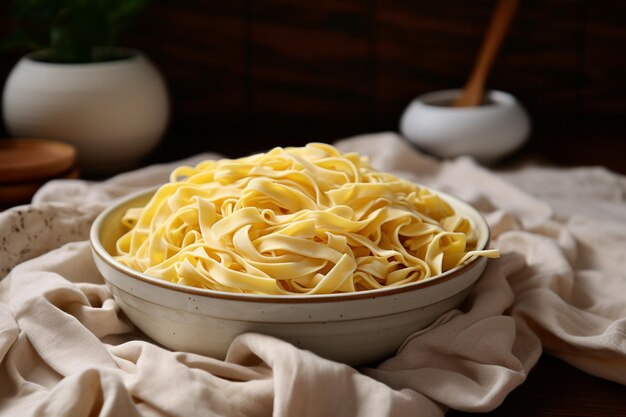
[[90, 187, 491, 365], [400, 89, 530, 163]]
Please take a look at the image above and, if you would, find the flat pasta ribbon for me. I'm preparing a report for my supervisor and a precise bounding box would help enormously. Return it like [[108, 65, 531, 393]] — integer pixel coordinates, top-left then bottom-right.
[[115, 143, 499, 295]]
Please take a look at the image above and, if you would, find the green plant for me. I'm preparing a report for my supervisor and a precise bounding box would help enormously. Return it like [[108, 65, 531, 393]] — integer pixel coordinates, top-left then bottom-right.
[[5, 0, 151, 63]]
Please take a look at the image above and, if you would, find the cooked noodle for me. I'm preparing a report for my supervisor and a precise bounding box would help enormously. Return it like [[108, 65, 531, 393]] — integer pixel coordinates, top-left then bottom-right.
[[115, 143, 499, 295]]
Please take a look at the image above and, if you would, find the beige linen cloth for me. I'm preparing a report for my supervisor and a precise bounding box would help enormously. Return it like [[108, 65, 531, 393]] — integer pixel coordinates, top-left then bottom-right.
[[1, 133, 625, 416]]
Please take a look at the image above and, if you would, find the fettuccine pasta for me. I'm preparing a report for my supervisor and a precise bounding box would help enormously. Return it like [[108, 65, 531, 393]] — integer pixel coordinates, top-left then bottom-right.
[[115, 143, 499, 295]]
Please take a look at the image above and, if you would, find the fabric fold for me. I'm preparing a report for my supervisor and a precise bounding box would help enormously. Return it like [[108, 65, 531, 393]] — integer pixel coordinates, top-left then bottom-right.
[[0, 133, 624, 416]]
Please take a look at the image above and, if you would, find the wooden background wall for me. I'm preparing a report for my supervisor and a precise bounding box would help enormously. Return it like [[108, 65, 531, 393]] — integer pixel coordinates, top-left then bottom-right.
[[1, 0, 625, 171]]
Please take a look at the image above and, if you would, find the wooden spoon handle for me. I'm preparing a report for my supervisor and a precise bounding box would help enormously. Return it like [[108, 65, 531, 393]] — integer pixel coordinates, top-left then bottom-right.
[[454, 0, 519, 107]]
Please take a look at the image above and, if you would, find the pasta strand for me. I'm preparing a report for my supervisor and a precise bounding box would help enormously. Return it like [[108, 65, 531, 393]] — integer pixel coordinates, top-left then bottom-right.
[[115, 144, 499, 295]]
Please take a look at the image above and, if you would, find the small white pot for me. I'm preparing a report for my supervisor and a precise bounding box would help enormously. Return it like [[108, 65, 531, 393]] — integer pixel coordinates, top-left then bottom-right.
[[400, 89, 530, 163], [3, 49, 169, 175]]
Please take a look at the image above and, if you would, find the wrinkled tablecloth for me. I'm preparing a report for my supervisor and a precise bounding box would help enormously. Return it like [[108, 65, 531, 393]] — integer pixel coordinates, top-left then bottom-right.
[[1, 133, 625, 416]]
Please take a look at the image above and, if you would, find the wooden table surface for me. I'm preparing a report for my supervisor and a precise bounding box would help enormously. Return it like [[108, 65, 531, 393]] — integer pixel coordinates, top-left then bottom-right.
[[449, 354, 626, 417]]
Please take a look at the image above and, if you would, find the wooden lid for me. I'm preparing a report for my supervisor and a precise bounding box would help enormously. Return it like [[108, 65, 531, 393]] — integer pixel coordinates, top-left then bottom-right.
[[0, 166, 80, 207], [0, 139, 77, 184]]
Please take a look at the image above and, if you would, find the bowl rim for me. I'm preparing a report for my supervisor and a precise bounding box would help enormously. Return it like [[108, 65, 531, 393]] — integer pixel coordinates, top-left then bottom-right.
[[412, 89, 518, 110], [90, 185, 491, 304]]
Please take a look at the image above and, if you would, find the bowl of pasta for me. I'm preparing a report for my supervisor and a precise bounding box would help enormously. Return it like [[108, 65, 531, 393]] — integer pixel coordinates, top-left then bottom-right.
[[90, 143, 498, 365]]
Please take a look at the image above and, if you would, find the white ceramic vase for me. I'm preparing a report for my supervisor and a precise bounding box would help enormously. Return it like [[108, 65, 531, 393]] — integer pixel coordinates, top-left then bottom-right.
[[400, 89, 530, 163], [2, 49, 169, 175]]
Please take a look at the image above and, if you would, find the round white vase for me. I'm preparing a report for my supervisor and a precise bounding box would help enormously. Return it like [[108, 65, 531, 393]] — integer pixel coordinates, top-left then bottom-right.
[[2, 49, 169, 175], [400, 89, 530, 163]]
